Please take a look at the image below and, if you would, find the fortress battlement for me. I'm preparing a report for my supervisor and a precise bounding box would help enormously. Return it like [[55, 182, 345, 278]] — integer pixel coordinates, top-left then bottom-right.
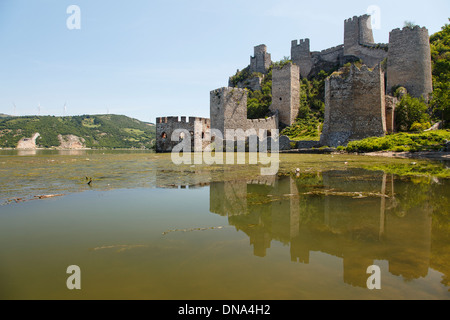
[[156, 116, 210, 125], [390, 25, 429, 37], [344, 15, 369, 24], [291, 38, 310, 48], [248, 113, 278, 124], [314, 44, 345, 56]]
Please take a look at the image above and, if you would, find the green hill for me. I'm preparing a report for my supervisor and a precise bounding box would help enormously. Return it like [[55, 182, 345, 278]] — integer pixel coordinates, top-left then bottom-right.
[[0, 114, 156, 149]]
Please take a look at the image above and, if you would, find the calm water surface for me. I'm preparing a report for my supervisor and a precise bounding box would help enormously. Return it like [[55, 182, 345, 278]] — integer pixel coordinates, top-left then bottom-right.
[[0, 150, 448, 299]]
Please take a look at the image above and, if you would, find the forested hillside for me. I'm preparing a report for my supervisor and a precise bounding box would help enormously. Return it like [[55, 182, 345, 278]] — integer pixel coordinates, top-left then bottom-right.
[[0, 114, 155, 149]]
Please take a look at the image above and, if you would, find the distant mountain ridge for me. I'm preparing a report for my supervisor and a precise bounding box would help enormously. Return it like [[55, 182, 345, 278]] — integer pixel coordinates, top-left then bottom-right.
[[0, 114, 156, 149], [0, 113, 12, 118]]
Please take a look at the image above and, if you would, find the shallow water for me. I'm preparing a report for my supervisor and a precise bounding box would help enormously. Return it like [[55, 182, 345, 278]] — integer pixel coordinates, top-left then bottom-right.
[[0, 150, 448, 299]]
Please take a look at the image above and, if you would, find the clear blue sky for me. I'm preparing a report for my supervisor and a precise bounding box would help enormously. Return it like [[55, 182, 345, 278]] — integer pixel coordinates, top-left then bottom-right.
[[0, 0, 448, 123]]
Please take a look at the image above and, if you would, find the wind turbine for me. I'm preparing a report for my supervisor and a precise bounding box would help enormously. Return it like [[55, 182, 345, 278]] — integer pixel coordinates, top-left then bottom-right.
[[63, 102, 67, 117], [38, 102, 41, 116], [12, 102, 16, 116]]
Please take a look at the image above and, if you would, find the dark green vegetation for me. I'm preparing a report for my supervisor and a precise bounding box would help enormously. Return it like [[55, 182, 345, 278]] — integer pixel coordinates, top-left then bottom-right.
[[430, 19, 450, 127], [0, 114, 156, 149], [230, 20, 450, 141], [339, 130, 450, 153], [278, 116, 321, 141], [394, 92, 431, 132], [230, 57, 292, 119]]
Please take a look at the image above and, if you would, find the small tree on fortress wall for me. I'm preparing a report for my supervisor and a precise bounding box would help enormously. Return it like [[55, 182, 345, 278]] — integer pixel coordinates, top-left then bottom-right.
[[404, 21, 419, 28]]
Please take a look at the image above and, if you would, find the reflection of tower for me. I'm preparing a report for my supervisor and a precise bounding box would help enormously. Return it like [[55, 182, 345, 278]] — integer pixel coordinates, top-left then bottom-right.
[[343, 256, 374, 288], [207, 170, 435, 286], [270, 176, 300, 241], [386, 203, 432, 280], [210, 176, 300, 258], [209, 180, 247, 217]]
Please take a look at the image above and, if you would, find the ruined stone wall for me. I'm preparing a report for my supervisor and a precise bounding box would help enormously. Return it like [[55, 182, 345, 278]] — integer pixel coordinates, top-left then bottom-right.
[[229, 76, 262, 92], [385, 95, 398, 134], [210, 87, 248, 135], [387, 26, 433, 99], [320, 64, 386, 147], [352, 44, 388, 68], [250, 44, 272, 74], [246, 115, 279, 139], [270, 63, 300, 128], [311, 45, 344, 63], [156, 116, 210, 152], [210, 87, 279, 140]]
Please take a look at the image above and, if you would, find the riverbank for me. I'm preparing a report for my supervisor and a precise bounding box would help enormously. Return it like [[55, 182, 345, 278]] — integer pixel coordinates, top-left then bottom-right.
[[362, 151, 450, 161], [282, 147, 450, 163]]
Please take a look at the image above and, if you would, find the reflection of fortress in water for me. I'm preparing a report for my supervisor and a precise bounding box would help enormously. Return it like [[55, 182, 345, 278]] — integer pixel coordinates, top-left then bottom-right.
[[209, 170, 435, 288], [156, 168, 447, 289]]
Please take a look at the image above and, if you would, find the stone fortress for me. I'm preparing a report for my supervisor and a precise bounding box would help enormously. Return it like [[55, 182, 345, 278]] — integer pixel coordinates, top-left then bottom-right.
[[156, 14, 433, 152]]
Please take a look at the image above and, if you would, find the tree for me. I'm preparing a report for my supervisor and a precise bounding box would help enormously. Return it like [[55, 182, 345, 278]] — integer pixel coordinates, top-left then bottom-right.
[[404, 21, 418, 28], [395, 94, 431, 132], [430, 19, 450, 127]]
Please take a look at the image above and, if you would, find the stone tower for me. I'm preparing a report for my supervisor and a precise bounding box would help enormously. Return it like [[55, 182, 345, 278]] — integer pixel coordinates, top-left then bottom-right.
[[344, 15, 375, 56], [291, 38, 313, 79], [250, 44, 272, 74], [320, 64, 386, 147], [386, 26, 433, 100], [210, 87, 248, 135], [270, 63, 300, 128], [210, 87, 279, 140]]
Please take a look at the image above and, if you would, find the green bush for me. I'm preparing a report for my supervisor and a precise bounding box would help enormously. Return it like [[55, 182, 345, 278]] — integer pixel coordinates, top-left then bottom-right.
[[281, 116, 321, 140], [343, 130, 450, 153], [395, 94, 431, 132], [410, 122, 431, 132], [430, 19, 450, 127]]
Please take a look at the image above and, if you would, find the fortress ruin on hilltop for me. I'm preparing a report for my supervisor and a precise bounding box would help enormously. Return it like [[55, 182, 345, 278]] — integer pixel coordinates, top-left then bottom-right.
[[156, 14, 433, 152]]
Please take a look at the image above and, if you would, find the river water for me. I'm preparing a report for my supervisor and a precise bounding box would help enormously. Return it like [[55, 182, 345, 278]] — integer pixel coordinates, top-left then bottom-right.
[[0, 150, 448, 299]]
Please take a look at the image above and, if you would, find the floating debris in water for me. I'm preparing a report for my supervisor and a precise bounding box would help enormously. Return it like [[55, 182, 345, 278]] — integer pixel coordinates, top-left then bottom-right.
[[303, 190, 389, 198], [90, 244, 148, 253], [162, 226, 226, 236], [2, 194, 66, 205], [35, 194, 65, 199]]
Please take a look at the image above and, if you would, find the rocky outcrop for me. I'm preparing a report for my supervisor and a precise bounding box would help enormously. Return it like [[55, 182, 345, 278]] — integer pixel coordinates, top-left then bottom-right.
[[57, 134, 86, 149], [16, 133, 40, 149]]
